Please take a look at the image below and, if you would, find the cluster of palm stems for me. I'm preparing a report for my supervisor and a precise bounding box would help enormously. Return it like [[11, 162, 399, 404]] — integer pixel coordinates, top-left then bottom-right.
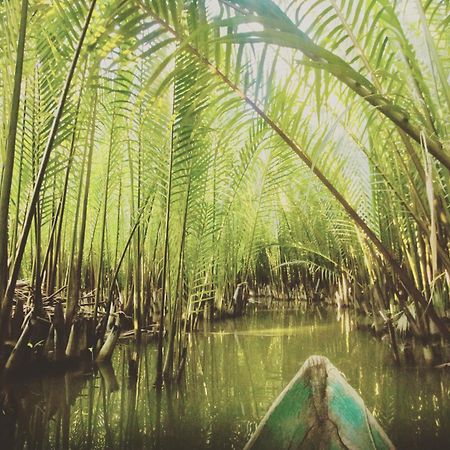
[[0, 0, 449, 381]]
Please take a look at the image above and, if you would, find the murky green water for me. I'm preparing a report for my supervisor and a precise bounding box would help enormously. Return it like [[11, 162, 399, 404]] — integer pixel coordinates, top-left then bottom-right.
[[1, 306, 449, 449]]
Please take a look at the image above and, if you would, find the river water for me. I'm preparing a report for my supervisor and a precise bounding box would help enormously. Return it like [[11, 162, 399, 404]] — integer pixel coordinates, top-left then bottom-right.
[[1, 306, 449, 449]]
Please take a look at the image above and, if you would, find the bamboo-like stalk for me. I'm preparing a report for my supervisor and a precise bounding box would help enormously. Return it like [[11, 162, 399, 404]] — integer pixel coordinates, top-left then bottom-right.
[[163, 176, 190, 381], [93, 108, 116, 339], [100, 195, 153, 343], [67, 86, 98, 328], [41, 68, 86, 296], [126, 108, 143, 340], [155, 100, 176, 389], [0, 0, 28, 303], [96, 323, 120, 362], [0, 0, 98, 342]]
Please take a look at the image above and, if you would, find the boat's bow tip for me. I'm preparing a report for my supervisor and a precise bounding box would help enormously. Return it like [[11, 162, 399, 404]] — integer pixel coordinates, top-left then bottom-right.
[[301, 354, 331, 369]]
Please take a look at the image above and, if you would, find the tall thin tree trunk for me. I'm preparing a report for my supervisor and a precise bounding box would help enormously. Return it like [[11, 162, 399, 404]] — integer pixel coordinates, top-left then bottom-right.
[[42, 72, 85, 296], [155, 107, 175, 389], [93, 110, 115, 345], [163, 177, 191, 382], [66, 87, 98, 328], [0, 0, 28, 303]]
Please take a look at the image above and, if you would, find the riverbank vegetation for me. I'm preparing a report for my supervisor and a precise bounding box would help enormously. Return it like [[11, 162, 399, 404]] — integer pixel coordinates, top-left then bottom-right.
[[0, 0, 449, 381]]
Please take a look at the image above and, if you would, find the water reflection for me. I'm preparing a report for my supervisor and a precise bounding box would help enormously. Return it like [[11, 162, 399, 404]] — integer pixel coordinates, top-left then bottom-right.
[[1, 306, 449, 449]]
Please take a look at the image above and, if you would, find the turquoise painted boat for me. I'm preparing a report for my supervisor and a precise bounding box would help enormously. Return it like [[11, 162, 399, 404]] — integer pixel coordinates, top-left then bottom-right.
[[245, 355, 395, 450]]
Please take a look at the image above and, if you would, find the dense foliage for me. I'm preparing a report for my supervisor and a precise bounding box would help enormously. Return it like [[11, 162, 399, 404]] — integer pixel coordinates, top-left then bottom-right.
[[0, 0, 449, 377]]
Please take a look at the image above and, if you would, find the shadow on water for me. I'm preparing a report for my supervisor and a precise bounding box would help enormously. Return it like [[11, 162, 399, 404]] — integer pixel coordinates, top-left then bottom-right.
[[1, 306, 449, 449]]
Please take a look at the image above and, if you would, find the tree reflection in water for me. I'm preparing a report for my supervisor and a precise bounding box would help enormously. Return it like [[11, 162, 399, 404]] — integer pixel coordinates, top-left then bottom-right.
[[1, 307, 449, 449]]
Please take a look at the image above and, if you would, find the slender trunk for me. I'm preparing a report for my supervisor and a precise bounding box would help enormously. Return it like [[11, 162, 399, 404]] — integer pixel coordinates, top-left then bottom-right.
[[0, 0, 28, 302], [155, 108, 175, 389], [33, 199, 44, 312], [93, 109, 116, 345], [12, 90, 28, 255], [163, 177, 191, 381], [126, 130, 141, 340], [100, 201, 151, 342], [5, 313, 33, 372], [42, 73, 85, 295], [67, 88, 98, 327]]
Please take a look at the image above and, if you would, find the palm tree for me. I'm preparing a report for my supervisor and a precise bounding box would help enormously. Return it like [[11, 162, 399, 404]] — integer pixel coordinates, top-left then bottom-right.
[[0, 0, 448, 374]]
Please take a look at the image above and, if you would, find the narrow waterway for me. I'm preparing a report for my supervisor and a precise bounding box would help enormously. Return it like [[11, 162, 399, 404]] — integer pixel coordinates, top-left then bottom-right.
[[1, 306, 449, 449]]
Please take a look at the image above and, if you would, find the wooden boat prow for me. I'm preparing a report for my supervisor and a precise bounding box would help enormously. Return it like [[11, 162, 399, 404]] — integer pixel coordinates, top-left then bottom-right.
[[245, 355, 395, 449]]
